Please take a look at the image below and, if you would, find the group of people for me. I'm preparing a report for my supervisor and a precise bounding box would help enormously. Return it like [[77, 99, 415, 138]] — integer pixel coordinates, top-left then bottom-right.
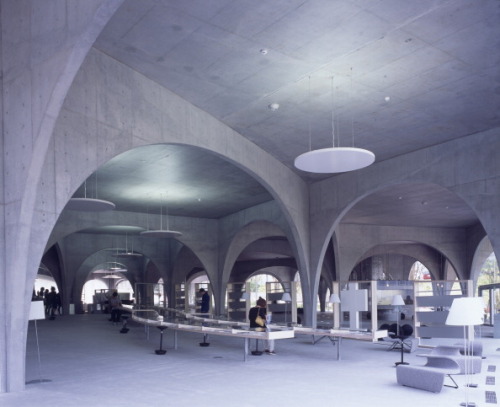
[[34, 286, 62, 319]]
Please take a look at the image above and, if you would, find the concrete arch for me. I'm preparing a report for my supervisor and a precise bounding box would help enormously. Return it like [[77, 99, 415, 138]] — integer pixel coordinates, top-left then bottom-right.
[[309, 178, 487, 326], [247, 268, 283, 285], [48, 210, 218, 298], [471, 237, 495, 292], [349, 243, 458, 282], [220, 220, 288, 312], [2, 2, 125, 392], [46, 47, 308, 286], [234, 261, 298, 285], [37, 49, 308, 321], [336, 224, 467, 282], [221, 221, 286, 279]]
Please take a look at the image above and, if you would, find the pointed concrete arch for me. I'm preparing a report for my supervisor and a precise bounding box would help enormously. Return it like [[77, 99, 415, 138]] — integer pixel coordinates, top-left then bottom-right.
[[220, 220, 287, 306], [309, 172, 492, 327], [2, 2, 125, 392], [471, 237, 495, 292], [348, 243, 459, 282], [36, 49, 308, 323]]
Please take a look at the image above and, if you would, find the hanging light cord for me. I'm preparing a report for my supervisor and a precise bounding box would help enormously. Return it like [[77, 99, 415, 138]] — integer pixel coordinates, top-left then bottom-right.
[[331, 76, 336, 148], [160, 194, 163, 230], [350, 67, 354, 147], [166, 194, 170, 230], [308, 76, 312, 152]]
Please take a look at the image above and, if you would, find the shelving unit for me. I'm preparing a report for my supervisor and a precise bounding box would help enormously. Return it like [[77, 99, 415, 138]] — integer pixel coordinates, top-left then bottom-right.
[[174, 283, 187, 312], [226, 282, 250, 322], [266, 281, 297, 325], [414, 279, 471, 339]]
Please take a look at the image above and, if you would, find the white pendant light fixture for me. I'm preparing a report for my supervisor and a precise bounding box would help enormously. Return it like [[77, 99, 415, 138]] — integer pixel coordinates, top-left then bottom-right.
[[114, 233, 143, 257], [92, 261, 127, 274], [294, 73, 375, 173], [140, 193, 182, 238], [66, 173, 115, 212]]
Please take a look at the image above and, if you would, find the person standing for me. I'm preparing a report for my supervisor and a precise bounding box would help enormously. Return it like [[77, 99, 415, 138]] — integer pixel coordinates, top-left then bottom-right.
[[46, 286, 58, 320], [109, 291, 122, 324], [55, 291, 62, 315], [249, 297, 275, 355], [199, 288, 210, 314]]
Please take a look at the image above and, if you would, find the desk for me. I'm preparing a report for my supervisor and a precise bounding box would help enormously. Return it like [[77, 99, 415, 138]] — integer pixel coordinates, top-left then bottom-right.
[[293, 327, 387, 360]]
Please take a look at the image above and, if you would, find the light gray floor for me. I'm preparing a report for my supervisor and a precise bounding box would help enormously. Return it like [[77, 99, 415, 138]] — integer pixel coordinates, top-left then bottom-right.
[[1, 314, 499, 407]]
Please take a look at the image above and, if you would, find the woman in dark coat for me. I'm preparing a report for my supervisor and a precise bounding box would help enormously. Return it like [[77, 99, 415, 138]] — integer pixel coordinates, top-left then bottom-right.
[[248, 297, 275, 354]]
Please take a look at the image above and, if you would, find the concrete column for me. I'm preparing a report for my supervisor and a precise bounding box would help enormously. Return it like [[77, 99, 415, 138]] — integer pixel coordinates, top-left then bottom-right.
[[0, 0, 123, 392]]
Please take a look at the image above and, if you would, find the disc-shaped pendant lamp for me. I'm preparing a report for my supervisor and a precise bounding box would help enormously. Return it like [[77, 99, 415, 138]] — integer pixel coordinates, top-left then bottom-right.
[[66, 174, 115, 212], [294, 73, 375, 173], [140, 194, 182, 238]]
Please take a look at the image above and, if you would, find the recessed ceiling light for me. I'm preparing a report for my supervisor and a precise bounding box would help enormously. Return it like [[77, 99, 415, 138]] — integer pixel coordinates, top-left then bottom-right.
[[260, 48, 268, 55], [268, 103, 279, 111], [385, 96, 391, 102]]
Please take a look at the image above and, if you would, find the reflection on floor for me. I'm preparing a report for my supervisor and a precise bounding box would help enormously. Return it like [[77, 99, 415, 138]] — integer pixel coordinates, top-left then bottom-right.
[[1, 314, 498, 407]]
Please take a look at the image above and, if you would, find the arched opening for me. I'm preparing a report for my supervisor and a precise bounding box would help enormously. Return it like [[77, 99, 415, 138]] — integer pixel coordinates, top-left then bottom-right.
[[33, 265, 57, 300], [246, 273, 279, 305], [186, 272, 212, 313], [477, 252, 500, 325]]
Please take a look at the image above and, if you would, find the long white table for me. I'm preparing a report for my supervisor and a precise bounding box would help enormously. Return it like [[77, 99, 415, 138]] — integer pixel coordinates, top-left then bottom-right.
[[131, 310, 294, 361], [293, 327, 388, 360], [130, 308, 387, 361]]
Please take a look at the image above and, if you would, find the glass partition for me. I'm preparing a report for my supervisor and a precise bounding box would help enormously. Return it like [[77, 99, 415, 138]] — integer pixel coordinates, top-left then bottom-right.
[[376, 280, 414, 335]]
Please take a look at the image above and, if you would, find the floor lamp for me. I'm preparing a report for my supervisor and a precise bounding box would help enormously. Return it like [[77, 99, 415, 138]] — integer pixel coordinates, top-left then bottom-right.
[[282, 292, 292, 326], [27, 301, 52, 384], [446, 297, 484, 407], [392, 295, 408, 366]]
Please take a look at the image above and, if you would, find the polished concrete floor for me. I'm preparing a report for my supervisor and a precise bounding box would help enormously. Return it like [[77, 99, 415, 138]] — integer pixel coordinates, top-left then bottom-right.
[[1, 314, 499, 407]]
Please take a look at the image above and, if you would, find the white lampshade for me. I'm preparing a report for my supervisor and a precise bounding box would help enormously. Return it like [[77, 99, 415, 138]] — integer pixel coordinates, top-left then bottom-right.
[[446, 297, 484, 326], [240, 292, 250, 301], [66, 197, 116, 212], [329, 293, 341, 304], [391, 295, 405, 306], [294, 147, 375, 173], [29, 301, 46, 321], [140, 229, 182, 238], [281, 292, 292, 302]]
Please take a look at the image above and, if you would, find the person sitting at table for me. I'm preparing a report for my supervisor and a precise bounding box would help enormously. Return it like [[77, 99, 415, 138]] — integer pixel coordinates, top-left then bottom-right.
[[249, 297, 275, 355]]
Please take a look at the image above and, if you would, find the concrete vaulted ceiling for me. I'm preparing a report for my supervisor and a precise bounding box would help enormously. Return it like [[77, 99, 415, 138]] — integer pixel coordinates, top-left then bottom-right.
[[69, 0, 499, 229]]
